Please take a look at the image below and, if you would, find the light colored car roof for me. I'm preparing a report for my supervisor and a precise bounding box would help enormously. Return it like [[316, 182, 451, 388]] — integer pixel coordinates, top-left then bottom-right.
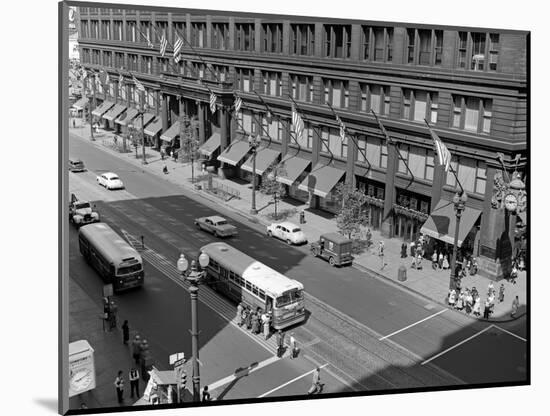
[[103, 172, 120, 179], [272, 221, 301, 230], [204, 215, 227, 223]]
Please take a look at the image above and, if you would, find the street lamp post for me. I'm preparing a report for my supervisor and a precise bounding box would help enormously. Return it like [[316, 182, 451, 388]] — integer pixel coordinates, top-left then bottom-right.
[[450, 191, 468, 290], [176, 252, 210, 402], [138, 105, 148, 165], [248, 135, 261, 215]]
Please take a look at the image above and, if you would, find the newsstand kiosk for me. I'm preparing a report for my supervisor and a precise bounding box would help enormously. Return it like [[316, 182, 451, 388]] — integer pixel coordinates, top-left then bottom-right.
[[135, 367, 178, 405]]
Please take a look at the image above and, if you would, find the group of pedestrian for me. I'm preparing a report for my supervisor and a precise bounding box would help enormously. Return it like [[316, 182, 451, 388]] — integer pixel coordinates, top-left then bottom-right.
[[114, 367, 141, 405], [103, 297, 118, 331], [432, 250, 450, 271], [237, 303, 272, 340]]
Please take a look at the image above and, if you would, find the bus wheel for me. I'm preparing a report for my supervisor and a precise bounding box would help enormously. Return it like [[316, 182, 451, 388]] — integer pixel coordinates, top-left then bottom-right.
[[329, 257, 336, 267]]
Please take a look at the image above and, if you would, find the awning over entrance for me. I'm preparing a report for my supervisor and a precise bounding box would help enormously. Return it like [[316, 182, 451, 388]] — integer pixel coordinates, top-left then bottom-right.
[[132, 112, 156, 130], [115, 108, 139, 126], [241, 148, 281, 175], [217, 140, 250, 166], [198, 132, 221, 157], [297, 164, 345, 198], [72, 97, 88, 110], [275, 155, 311, 186], [420, 199, 482, 247], [91, 101, 114, 117], [160, 121, 182, 142], [103, 104, 127, 122], [143, 118, 162, 137]]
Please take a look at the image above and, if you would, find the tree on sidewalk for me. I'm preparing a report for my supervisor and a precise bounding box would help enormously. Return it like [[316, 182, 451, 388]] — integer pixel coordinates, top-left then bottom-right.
[[334, 183, 369, 239], [260, 163, 288, 220]]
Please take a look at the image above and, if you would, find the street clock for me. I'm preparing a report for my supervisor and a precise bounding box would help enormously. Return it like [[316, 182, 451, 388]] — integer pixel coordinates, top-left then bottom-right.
[[504, 193, 518, 212], [69, 368, 94, 393]]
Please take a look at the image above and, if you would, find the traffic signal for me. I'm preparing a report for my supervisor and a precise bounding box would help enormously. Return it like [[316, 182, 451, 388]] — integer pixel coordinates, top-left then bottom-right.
[[180, 370, 187, 387]]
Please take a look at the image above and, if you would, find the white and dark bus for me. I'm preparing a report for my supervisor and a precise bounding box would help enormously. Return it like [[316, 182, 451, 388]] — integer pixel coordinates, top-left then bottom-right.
[[200, 242, 306, 330], [78, 223, 144, 292]]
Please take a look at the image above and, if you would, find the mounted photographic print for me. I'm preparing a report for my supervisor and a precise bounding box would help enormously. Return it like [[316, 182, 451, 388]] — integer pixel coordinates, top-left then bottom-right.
[[59, 0, 529, 414]]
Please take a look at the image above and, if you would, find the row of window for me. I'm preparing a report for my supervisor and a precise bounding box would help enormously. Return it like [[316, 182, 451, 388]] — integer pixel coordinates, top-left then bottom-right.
[[84, 77, 156, 109], [80, 17, 502, 71], [208, 260, 267, 301]]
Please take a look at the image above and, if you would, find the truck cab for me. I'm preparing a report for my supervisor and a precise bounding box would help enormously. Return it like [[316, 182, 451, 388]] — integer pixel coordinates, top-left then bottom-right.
[[310, 232, 353, 267]]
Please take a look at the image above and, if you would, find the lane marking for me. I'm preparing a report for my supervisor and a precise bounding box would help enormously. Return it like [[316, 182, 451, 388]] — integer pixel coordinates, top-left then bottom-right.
[[208, 355, 280, 392], [379, 309, 447, 341], [491, 325, 527, 342], [421, 325, 494, 365], [257, 363, 329, 398]]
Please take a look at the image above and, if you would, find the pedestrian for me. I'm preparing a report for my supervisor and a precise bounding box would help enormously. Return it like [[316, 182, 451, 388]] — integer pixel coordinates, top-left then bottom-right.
[[122, 320, 130, 345], [308, 367, 321, 395], [160, 148, 165, 160], [262, 313, 270, 340], [202, 385, 211, 402], [487, 281, 495, 296], [510, 264, 518, 284], [129, 367, 140, 399], [431, 251, 438, 270], [115, 370, 124, 404], [276, 330, 285, 357], [72, 118, 76, 129], [366, 229, 372, 248], [378, 241, 386, 270], [498, 283, 505, 303], [455, 291, 464, 310], [300, 210, 306, 224], [163, 164, 168, 174], [244, 307, 252, 329], [438, 252, 444, 269], [132, 335, 141, 364], [473, 295, 481, 317], [511, 296, 519, 318], [250, 311, 259, 334], [289, 333, 298, 359], [448, 289, 456, 307], [401, 242, 407, 258], [483, 298, 491, 319], [464, 290, 473, 314], [236, 303, 243, 326], [409, 241, 416, 257], [442, 255, 450, 270], [109, 301, 118, 329]]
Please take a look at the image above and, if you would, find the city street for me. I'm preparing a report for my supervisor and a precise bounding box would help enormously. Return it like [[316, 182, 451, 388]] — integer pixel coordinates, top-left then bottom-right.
[[68, 130, 527, 410]]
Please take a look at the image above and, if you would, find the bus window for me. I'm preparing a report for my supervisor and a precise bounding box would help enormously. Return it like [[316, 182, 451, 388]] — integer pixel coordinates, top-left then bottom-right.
[[259, 290, 266, 300], [245, 281, 252, 291], [276, 293, 292, 307], [252, 286, 259, 296], [118, 263, 142, 275]]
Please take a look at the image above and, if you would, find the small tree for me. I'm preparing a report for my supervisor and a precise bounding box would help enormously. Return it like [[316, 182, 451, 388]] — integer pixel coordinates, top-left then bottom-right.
[[334, 183, 369, 239], [260, 164, 288, 220]]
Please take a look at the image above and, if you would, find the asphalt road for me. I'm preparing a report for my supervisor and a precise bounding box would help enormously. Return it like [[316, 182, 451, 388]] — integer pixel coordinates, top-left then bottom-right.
[[68, 132, 528, 397]]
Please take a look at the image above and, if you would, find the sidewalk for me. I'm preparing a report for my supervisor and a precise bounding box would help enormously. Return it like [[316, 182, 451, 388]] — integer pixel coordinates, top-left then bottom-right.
[[68, 275, 169, 410], [70, 120, 527, 323]]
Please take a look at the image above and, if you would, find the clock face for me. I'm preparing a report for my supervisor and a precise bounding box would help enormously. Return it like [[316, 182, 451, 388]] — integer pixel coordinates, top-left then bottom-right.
[[70, 369, 93, 392], [504, 193, 518, 211]]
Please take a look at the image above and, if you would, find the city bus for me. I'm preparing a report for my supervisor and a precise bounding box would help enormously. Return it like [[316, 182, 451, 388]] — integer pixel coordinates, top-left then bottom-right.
[[78, 223, 144, 292], [200, 242, 306, 330]]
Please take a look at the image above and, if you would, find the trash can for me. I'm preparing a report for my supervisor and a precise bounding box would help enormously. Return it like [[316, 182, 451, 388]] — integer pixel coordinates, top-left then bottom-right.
[[398, 265, 407, 282]]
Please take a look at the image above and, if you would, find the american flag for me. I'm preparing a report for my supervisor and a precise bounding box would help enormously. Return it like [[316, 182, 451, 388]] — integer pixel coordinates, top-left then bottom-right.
[[335, 114, 346, 142], [104, 71, 110, 85], [118, 73, 124, 85], [140, 30, 154, 49], [132, 75, 145, 92], [427, 123, 452, 172], [234, 96, 243, 114], [209, 92, 217, 114], [292, 104, 304, 141], [159, 33, 168, 57], [173, 35, 183, 62]]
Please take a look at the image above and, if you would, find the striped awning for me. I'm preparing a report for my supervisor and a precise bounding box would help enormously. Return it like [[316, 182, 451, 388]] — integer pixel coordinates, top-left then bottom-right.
[[115, 108, 139, 126], [143, 118, 162, 137], [72, 97, 88, 110], [241, 148, 281, 175], [198, 132, 221, 157], [217, 140, 250, 166], [103, 104, 127, 121], [160, 121, 182, 142], [91, 101, 114, 117], [297, 164, 345, 198]]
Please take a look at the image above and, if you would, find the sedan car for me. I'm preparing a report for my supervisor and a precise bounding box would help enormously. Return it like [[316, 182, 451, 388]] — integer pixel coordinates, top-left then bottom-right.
[[97, 172, 124, 190], [68, 159, 86, 172], [194, 215, 238, 238], [266, 221, 307, 245]]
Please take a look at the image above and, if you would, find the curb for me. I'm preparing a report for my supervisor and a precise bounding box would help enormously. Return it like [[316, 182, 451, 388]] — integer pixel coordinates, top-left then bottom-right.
[[351, 262, 525, 323], [72, 126, 526, 325]]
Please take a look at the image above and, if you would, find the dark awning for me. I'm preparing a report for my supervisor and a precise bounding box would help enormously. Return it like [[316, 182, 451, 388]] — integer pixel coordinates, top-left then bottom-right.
[[275, 154, 311, 186], [420, 199, 482, 247], [297, 164, 345, 198], [91, 101, 114, 117], [217, 140, 250, 166], [132, 112, 156, 130], [160, 121, 182, 142], [72, 97, 88, 110], [241, 148, 281, 175], [198, 132, 221, 157], [143, 118, 162, 137], [115, 108, 139, 126], [103, 104, 127, 121]]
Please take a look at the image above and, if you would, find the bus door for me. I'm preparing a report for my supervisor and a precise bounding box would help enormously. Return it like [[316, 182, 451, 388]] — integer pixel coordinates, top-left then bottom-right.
[[265, 296, 273, 314]]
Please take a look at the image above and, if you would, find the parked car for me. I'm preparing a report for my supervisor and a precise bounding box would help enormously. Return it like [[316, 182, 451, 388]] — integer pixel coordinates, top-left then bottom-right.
[[310, 232, 354, 266], [194, 215, 238, 238], [97, 172, 124, 190], [266, 222, 307, 245], [68, 159, 86, 172]]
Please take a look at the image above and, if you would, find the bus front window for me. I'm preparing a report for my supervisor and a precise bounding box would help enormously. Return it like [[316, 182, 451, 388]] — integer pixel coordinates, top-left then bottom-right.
[[118, 264, 142, 275], [275, 293, 292, 308]]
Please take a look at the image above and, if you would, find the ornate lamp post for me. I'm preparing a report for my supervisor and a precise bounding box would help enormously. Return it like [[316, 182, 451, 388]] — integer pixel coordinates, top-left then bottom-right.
[[136, 103, 149, 165], [248, 134, 261, 215], [176, 252, 210, 402], [450, 191, 468, 290]]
